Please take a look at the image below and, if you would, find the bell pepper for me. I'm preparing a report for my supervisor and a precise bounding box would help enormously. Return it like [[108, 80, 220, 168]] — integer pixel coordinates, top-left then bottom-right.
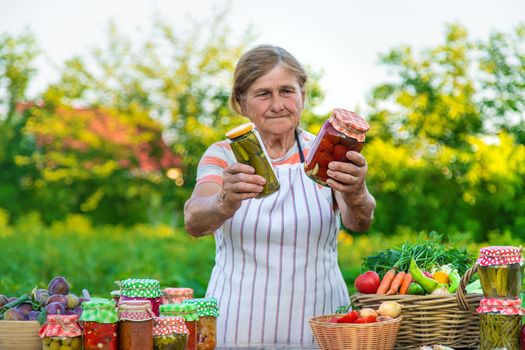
[[448, 269, 461, 293], [409, 259, 438, 294]]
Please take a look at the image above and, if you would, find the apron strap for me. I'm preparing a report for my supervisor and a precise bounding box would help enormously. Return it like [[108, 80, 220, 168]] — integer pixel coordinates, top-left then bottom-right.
[[294, 128, 305, 164]]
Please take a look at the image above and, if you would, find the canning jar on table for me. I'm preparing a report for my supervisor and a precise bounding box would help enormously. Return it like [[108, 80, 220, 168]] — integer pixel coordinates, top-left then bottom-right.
[[119, 278, 163, 316], [153, 316, 189, 350], [476, 246, 523, 299], [39, 314, 83, 350], [477, 298, 525, 350], [160, 303, 199, 350], [183, 298, 219, 350], [80, 299, 119, 350], [118, 299, 154, 350]]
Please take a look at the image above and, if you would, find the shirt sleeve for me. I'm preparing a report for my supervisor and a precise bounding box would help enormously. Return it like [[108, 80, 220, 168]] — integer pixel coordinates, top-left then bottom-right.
[[196, 141, 234, 186]]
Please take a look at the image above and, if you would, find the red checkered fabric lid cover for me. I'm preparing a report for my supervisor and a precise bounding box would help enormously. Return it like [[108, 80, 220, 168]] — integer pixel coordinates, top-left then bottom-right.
[[153, 316, 189, 336], [39, 314, 82, 338], [163, 288, 193, 304], [118, 299, 155, 321], [328, 108, 370, 142], [476, 298, 525, 315], [476, 246, 523, 266]]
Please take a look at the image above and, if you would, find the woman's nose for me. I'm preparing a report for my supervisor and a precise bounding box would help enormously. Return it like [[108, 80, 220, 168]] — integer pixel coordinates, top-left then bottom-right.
[[270, 96, 285, 112]]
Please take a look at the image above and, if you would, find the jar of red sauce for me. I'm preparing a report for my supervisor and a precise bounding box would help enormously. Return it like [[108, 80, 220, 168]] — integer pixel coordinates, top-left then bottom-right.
[[304, 108, 370, 186], [160, 303, 198, 350], [118, 299, 154, 350], [81, 299, 119, 350]]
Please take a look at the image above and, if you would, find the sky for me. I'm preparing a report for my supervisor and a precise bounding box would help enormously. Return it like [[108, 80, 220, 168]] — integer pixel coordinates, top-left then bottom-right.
[[1, 0, 524, 114]]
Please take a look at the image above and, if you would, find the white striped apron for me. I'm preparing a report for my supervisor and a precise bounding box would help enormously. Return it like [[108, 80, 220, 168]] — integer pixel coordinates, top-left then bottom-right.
[[205, 142, 350, 346]]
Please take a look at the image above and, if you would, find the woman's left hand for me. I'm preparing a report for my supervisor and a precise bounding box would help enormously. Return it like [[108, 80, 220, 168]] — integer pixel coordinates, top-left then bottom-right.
[[325, 151, 368, 198]]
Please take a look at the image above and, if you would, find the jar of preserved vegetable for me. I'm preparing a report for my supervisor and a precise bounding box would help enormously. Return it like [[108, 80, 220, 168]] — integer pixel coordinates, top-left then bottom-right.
[[476, 246, 524, 299], [119, 278, 163, 316], [477, 298, 525, 350], [225, 122, 280, 198], [118, 299, 154, 350], [160, 303, 199, 350], [183, 298, 219, 350], [304, 108, 370, 186], [39, 314, 83, 350], [162, 288, 193, 305], [153, 316, 189, 350], [80, 299, 119, 350]]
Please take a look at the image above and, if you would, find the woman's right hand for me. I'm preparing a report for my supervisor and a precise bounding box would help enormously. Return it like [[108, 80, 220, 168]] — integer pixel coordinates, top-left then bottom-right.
[[220, 162, 266, 212]]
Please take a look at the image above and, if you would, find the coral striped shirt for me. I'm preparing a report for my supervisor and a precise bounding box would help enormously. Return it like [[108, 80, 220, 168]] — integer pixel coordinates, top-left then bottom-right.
[[197, 128, 349, 347]]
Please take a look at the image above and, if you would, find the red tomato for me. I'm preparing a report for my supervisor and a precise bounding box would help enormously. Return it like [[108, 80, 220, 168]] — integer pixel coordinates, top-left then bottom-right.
[[354, 271, 381, 294], [317, 167, 328, 181], [317, 138, 334, 152], [332, 145, 348, 162], [316, 152, 333, 168], [337, 310, 359, 323], [354, 315, 377, 323]]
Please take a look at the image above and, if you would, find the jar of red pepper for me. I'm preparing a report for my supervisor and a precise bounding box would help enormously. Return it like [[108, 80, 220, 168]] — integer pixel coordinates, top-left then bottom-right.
[[80, 299, 119, 350], [304, 108, 370, 186], [119, 278, 163, 316], [160, 303, 199, 350]]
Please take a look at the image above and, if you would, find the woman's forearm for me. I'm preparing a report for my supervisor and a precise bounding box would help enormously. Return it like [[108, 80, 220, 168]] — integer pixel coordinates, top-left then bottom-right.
[[184, 192, 237, 237], [338, 184, 376, 232]]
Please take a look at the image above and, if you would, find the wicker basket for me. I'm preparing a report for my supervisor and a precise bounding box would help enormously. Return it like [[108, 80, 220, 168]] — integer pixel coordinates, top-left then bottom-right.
[[351, 266, 483, 349], [309, 314, 402, 350], [0, 320, 42, 350]]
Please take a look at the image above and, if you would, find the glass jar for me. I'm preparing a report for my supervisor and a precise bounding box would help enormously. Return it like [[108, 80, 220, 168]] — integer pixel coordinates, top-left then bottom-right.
[[80, 299, 119, 350], [478, 298, 525, 350], [304, 109, 369, 186], [39, 314, 83, 350], [153, 316, 189, 350], [226, 122, 280, 198], [118, 299, 154, 350], [160, 303, 199, 350], [183, 298, 219, 350], [162, 288, 193, 305], [476, 246, 524, 298], [119, 278, 163, 316]]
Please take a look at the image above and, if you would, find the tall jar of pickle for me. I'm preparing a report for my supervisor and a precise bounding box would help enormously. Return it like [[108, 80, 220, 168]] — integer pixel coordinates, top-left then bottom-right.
[[80, 299, 119, 350], [476, 246, 524, 298], [477, 298, 525, 350], [39, 314, 83, 350], [153, 316, 189, 350], [304, 108, 370, 186], [160, 303, 199, 350], [118, 300, 154, 350], [119, 278, 163, 316], [183, 298, 219, 350]]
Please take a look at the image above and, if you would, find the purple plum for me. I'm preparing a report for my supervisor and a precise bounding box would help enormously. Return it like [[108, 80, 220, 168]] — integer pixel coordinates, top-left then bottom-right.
[[16, 303, 33, 316], [26, 311, 40, 321], [45, 302, 66, 315], [4, 308, 25, 321], [48, 276, 70, 295], [0, 295, 8, 307], [46, 294, 68, 308]]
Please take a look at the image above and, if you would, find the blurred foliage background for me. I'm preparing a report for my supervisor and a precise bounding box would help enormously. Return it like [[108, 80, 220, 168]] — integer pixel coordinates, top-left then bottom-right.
[[1, 10, 525, 296]]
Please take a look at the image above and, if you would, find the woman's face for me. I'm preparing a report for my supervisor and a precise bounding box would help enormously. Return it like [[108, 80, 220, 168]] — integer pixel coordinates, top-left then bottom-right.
[[242, 65, 305, 138]]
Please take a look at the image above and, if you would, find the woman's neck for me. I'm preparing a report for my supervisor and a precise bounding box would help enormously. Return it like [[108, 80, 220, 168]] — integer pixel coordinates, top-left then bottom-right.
[[260, 130, 296, 159]]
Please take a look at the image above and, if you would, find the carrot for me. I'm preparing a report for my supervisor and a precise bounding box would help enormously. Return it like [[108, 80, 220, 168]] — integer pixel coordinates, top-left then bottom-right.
[[398, 272, 413, 295], [376, 269, 396, 295], [386, 271, 406, 295]]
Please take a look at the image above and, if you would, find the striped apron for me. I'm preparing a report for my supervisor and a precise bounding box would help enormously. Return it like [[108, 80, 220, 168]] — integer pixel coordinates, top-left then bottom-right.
[[205, 134, 350, 346]]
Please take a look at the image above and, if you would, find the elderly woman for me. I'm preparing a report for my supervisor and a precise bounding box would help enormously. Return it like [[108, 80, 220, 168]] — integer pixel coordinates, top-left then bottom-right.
[[184, 45, 376, 347]]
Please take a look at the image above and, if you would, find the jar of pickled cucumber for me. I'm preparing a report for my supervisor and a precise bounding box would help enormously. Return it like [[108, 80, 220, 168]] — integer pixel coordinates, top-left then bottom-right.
[[183, 298, 219, 350], [80, 299, 119, 350], [304, 109, 370, 186], [160, 303, 199, 350], [118, 299, 155, 350], [225, 122, 280, 198], [119, 278, 163, 316], [162, 288, 193, 305], [39, 314, 83, 350], [153, 316, 189, 350], [476, 246, 524, 299], [477, 298, 525, 350]]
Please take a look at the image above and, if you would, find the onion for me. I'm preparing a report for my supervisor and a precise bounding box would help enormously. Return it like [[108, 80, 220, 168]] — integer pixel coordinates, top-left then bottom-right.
[[378, 301, 402, 318], [359, 308, 378, 318]]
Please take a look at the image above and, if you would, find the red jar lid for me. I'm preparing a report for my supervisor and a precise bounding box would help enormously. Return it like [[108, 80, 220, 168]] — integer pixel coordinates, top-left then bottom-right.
[[153, 316, 189, 336], [329, 109, 370, 142], [476, 298, 525, 315], [118, 300, 154, 321], [476, 246, 523, 266]]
